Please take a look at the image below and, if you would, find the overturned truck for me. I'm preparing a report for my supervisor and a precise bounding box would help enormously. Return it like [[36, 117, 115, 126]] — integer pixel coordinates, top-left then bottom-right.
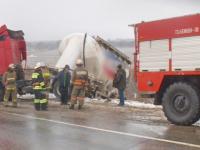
[[52, 33, 131, 99]]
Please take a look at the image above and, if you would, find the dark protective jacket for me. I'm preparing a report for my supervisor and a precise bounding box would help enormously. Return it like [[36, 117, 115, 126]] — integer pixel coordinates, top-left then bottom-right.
[[113, 68, 126, 90], [54, 70, 71, 88], [32, 70, 45, 90], [3, 70, 17, 89], [15, 64, 25, 81]]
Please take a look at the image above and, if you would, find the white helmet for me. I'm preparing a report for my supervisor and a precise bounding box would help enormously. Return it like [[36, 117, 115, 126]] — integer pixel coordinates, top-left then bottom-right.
[[8, 64, 15, 69], [76, 59, 83, 65], [34, 62, 41, 69]]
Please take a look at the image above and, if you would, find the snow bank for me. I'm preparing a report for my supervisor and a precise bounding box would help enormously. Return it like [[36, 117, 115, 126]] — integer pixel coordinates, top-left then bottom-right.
[[17, 93, 56, 99], [17, 94, 160, 109], [17, 94, 34, 99], [86, 98, 161, 109]]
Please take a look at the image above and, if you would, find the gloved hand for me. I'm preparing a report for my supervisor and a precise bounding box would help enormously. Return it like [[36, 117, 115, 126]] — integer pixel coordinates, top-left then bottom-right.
[[33, 82, 40, 86]]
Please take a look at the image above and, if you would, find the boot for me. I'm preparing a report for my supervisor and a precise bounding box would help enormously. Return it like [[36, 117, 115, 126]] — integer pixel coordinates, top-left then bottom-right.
[[3, 101, 8, 107], [78, 105, 82, 110], [12, 102, 18, 108], [69, 104, 74, 109], [41, 103, 48, 111], [34, 103, 40, 111]]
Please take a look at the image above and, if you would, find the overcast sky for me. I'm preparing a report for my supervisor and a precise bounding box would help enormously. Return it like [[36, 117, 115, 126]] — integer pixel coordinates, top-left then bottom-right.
[[0, 0, 200, 41]]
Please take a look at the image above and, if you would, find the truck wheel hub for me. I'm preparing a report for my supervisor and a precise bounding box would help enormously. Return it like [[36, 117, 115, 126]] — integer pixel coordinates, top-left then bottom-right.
[[173, 95, 189, 112]]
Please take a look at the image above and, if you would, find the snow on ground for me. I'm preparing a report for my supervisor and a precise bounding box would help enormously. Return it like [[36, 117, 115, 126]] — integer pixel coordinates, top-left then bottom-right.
[[49, 93, 57, 99], [17, 94, 34, 99], [85, 98, 161, 109], [18, 93, 56, 99], [17, 94, 161, 109]]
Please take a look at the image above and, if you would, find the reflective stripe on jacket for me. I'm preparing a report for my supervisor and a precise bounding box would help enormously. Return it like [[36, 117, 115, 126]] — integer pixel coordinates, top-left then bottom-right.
[[73, 79, 86, 86], [32, 72, 45, 90]]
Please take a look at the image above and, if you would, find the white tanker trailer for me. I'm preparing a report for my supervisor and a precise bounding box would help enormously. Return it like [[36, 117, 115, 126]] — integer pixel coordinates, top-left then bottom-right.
[[52, 33, 131, 99]]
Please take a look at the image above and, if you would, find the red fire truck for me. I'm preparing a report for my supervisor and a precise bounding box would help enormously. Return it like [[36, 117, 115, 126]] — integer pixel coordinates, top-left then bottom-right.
[[133, 14, 200, 125], [0, 25, 27, 100]]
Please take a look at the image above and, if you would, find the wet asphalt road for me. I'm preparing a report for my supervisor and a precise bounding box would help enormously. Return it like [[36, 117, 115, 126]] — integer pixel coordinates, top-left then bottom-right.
[[0, 101, 200, 150]]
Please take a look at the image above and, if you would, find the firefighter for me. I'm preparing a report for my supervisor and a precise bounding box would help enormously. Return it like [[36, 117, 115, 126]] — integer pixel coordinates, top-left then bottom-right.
[[70, 59, 88, 110], [32, 62, 48, 111], [3, 64, 17, 107]]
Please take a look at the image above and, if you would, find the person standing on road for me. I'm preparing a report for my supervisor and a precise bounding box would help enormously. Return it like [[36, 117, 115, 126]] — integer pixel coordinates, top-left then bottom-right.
[[15, 63, 25, 95], [70, 59, 88, 110], [3, 64, 17, 107], [113, 64, 126, 106], [15, 64, 25, 81], [32, 63, 48, 111], [53, 65, 71, 105]]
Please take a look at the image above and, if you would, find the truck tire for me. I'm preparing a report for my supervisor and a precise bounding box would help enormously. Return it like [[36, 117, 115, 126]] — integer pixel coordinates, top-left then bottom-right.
[[53, 80, 61, 99], [162, 82, 200, 125], [0, 86, 4, 102]]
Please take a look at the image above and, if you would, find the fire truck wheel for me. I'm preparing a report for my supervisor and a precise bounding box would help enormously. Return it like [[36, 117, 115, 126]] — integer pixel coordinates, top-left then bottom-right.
[[162, 82, 200, 126]]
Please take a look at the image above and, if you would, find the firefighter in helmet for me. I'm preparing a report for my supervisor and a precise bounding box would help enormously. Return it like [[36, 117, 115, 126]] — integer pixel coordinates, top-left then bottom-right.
[[70, 59, 88, 110], [32, 62, 48, 111], [3, 64, 17, 107]]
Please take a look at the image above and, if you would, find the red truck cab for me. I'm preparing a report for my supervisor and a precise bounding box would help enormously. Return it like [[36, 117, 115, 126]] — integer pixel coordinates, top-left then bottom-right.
[[0, 25, 27, 101], [0, 25, 27, 75], [132, 14, 200, 125]]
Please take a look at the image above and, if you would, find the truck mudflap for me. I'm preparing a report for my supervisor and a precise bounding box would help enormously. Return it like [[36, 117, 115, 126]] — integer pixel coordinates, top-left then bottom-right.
[[0, 75, 5, 102]]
